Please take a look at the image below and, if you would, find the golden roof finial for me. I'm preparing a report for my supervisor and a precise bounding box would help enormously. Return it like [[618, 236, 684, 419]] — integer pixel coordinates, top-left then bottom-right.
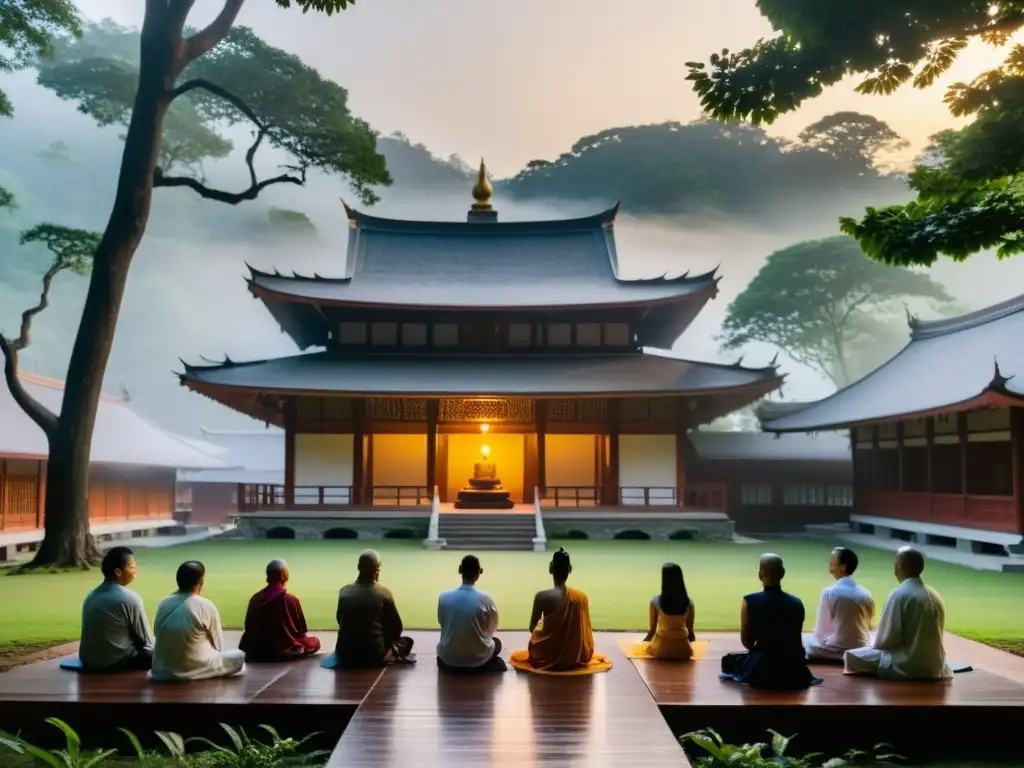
[[471, 157, 493, 211]]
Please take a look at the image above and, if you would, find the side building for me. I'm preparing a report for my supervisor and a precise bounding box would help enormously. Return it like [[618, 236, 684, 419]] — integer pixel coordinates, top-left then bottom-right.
[[761, 295, 1024, 562], [179, 169, 783, 541], [0, 371, 227, 559]]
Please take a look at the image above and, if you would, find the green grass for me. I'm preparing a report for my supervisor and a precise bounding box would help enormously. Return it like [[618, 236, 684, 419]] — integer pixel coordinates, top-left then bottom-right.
[[2, 539, 1023, 652]]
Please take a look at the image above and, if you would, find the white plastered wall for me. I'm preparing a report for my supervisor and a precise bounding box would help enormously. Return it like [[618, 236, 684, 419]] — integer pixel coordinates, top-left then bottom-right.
[[295, 434, 354, 486], [371, 434, 427, 487], [618, 434, 677, 505], [545, 434, 597, 486]]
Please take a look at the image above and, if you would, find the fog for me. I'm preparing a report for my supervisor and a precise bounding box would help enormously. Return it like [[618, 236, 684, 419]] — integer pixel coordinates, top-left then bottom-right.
[[2, 66, 1023, 438]]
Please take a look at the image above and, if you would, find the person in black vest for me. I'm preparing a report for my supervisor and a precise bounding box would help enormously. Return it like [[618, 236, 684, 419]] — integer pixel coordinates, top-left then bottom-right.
[[721, 553, 816, 690]]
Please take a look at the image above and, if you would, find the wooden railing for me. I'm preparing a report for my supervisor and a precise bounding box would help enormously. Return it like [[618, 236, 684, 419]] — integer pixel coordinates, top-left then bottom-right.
[[239, 484, 352, 511], [682, 483, 729, 512], [620, 486, 677, 506], [370, 485, 431, 506], [541, 486, 600, 508]]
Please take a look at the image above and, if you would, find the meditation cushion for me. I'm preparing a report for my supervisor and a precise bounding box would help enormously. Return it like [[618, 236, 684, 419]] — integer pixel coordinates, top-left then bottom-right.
[[508, 650, 612, 676], [620, 637, 709, 660], [58, 655, 86, 672]]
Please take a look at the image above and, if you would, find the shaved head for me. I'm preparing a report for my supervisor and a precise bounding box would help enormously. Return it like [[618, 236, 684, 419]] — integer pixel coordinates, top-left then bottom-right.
[[758, 553, 785, 585], [895, 546, 925, 580], [266, 559, 289, 584], [357, 549, 382, 581]]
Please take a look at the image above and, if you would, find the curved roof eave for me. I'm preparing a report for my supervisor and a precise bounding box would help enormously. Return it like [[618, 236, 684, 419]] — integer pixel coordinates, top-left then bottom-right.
[[340, 199, 621, 233]]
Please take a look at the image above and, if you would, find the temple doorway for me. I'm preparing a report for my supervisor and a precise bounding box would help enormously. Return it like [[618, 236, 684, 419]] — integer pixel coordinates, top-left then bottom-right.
[[446, 433, 525, 503]]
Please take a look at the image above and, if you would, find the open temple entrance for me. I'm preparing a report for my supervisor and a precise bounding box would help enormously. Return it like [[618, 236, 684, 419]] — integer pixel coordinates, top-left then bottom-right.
[[445, 432, 525, 504]]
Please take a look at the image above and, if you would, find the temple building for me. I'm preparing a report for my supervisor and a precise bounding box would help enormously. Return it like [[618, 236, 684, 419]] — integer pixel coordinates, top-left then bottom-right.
[[760, 294, 1024, 564], [179, 165, 784, 544], [1, 371, 226, 560]]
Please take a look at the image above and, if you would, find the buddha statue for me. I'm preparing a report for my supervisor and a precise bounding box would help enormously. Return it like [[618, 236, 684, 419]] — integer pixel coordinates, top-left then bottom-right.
[[455, 444, 514, 509]]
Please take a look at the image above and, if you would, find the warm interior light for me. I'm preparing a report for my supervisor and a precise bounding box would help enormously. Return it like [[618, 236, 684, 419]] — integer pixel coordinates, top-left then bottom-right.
[[480, 444, 491, 459], [480, 423, 490, 433]]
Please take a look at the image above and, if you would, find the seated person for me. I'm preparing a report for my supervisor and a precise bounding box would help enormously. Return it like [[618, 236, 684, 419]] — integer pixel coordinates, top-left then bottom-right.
[[150, 561, 246, 683], [334, 549, 414, 668], [437, 554, 504, 674], [722, 553, 815, 690], [640, 562, 695, 660], [805, 547, 874, 663], [78, 546, 154, 672], [845, 547, 952, 680], [239, 559, 321, 662], [521, 547, 596, 671]]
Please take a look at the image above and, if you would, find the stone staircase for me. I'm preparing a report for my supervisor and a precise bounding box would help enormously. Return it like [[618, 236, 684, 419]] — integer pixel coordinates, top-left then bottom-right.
[[437, 512, 537, 551]]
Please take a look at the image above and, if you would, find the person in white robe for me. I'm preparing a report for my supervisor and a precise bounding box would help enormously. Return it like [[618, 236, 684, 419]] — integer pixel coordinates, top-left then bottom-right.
[[804, 547, 874, 663], [844, 547, 952, 680], [150, 561, 246, 683]]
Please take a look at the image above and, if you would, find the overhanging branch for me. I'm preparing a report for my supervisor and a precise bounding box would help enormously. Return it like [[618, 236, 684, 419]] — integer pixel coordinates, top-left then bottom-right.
[[183, 0, 247, 63], [0, 335, 58, 437]]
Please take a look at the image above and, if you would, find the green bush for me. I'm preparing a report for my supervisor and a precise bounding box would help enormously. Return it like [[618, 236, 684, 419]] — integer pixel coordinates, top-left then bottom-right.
[[682, 728, 903, 767], [383, 528, 417, 539]]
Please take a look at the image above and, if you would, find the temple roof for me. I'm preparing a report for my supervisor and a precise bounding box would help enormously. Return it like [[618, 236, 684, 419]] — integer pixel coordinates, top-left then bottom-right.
[[246, 203, 719, 310], [762, 293, 1024, 433], [1, 372, 229, 469], [179, 351, 780, 398], [689, 430, 850, 463]]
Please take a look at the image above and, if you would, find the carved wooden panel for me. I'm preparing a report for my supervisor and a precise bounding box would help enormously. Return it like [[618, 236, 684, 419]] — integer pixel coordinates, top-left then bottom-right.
[[368, 398, 404, 420], [619, 399, 649, 422], [576, 399, 608, 422], [402, 399, 427, 421], [296, 397, 352, 420], [546, 399, 577, 422], [439, 398, 534, 423]]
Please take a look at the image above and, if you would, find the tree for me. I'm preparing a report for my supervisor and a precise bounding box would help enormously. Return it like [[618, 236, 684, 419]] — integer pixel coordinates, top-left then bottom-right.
[[720, 237, 952, 387], [4, 0, 390, 568], [798, 112, 909, 173], [686, 2, 1024, 266]]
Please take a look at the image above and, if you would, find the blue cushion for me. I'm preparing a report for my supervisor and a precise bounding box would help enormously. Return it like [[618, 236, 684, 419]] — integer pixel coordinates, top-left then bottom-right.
[[59, 656, 86, 672], [319, 653, 341, 670]]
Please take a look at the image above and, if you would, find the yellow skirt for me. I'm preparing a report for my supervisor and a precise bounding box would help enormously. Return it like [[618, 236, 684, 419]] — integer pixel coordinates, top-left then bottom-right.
[[508, 649, 613, 676]]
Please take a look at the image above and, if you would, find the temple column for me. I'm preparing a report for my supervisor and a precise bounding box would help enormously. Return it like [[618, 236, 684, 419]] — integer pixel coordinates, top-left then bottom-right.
[[602, 401, 620, 506], [426, 400, 438, 498], [535, 399, 547, 498], [284, 399, 296, 507], [351, 400, 366, 506]]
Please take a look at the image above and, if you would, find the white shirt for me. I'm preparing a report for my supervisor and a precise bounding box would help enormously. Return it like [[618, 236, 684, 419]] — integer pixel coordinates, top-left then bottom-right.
[[150, 592, 245, 682], [813, 576, 874, 651], [436, 584, 499, 668], [873, 577, 952, 680], [79, 581, 154, 669]]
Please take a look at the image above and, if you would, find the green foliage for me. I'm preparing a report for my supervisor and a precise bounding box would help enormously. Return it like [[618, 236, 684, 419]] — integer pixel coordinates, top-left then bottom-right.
[[187, 724, 327, 767], [35, 21, 388, 204], [266, 208, 317, 239], [720, 237, 952, 386], [0, 717, 116, 767], [682, 727, 903, 767], [20, 224, 98, 276], [0, 0, 82, 118], [686, 1, 1024, 265], [798, 112, 909, 171], [0, 184, 14, 211]]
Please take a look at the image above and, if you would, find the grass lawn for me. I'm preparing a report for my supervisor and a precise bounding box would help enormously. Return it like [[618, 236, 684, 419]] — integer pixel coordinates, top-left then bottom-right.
[[1, 539, 1023, 652]]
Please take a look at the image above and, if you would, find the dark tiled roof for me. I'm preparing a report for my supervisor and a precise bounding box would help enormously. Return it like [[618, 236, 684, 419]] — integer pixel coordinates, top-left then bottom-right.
[[246, 203, 719, 310], [690, 430, 850, 463], [180, 351, 781, 397], [762, 294, 1024, 432]]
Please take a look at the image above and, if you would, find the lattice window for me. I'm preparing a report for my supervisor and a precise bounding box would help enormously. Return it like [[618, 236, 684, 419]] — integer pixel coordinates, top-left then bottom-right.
[[370, 322, 398, 345], [741, 484, 772, 506], [576, 399, 607, 421], [3, 474, 38, 520], [620, 399, 649, 421], [402, 399, 427, 421], [576, 323, 601, 346], [546, 399, 576, 421], [338, 322, 367, 344], [322, 398, 352, 419], [439, 398, 534, 423], [367, 398, 403, 420], [547, 323, 571, 346], [508, 324, 532, 347], [401, 323, 427, 346], [439, 398, 465, 422], [603, 322, 631, 346]]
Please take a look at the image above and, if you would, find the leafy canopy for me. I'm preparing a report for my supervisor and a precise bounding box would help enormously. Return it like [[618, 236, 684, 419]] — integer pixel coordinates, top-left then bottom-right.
[[687, 1, 1024, 266], [36, 20, 389, 204], [0, 0, 81, 118], [720, 237, 952, 386]]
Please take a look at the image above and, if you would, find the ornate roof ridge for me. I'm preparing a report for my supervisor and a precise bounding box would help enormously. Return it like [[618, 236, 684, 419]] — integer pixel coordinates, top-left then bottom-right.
[[909, 292, 1024, 340], [340, 199, 620, 234], [245, 264, 351, 284]]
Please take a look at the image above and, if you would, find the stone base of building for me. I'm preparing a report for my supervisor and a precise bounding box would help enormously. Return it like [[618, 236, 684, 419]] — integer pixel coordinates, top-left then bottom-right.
[[542, 510, 736, 542], [233, 511, 431, 541]]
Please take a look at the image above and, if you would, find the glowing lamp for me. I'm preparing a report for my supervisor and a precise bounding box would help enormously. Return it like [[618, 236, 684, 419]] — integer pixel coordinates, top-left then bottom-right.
[[480, 423, 490, 433], [480, 444, 491, 459]]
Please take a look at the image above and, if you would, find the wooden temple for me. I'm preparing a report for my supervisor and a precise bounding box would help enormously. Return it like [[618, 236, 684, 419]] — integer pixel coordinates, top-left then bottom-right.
[[179, 164, 782, 523], [761, 294, 1024, 558]]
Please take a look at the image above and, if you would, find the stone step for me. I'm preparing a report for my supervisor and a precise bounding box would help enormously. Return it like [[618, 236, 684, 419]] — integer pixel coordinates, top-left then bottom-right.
[[442, 539, 535, 551]]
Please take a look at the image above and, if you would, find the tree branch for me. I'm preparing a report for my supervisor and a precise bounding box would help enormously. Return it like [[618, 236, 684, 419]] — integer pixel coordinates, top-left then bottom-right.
[[183, 0, 247, 63], [0, 334, 58, 438], [9, 262, 63, 353], [169, 78, 261, 126]]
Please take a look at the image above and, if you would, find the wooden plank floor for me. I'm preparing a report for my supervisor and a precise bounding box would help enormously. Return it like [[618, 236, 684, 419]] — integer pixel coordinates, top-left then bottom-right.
[[327, 631, 691, 767]]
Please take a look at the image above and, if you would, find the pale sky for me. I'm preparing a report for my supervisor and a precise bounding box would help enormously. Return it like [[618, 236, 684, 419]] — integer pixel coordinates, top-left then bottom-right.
[[73, 0, 1011, 177]]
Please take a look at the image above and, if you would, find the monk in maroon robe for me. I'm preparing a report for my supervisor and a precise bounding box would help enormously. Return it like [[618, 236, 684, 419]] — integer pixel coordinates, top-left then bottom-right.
[[239, 559, 321, 661]]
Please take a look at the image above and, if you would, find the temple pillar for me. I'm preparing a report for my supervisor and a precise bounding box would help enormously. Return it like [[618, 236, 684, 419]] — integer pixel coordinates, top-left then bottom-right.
[[602, 401, 620, 506], [535, 398, 547, 496], [524, 433, 538, 504], [426, 400, 438, 497], [351, 400, 366, 505], [284, 399, 296, 507]]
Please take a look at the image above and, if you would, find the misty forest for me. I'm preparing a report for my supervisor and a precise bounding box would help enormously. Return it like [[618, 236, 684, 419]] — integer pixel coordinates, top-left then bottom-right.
[[2, 1, 1024, 565]]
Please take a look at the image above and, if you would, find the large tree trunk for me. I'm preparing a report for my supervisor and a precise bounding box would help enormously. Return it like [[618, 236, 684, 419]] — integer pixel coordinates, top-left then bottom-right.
[[28, 7, 182, 569]]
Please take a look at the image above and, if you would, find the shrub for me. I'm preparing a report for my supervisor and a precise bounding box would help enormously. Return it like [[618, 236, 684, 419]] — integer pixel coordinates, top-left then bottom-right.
[[383, 528, 417, 539], [669, 529, 695, 541], [551, 530, 589, 540], [613, 529, 651, 540], [322, 528, 358, 540], [682, 728, 903, 767], [265, 527, 296, 540]]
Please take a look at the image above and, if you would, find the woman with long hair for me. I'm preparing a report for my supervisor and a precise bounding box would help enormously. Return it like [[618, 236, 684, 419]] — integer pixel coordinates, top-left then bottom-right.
[[640, 562, 696, 660]]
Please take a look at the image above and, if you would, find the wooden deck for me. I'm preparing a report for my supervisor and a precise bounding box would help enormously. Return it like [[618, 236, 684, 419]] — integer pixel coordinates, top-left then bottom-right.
[[1, 631, 1024, 765]]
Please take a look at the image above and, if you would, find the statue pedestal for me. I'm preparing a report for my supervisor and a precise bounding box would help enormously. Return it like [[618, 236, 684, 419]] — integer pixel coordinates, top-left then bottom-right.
[[454, 462, 515, 510]]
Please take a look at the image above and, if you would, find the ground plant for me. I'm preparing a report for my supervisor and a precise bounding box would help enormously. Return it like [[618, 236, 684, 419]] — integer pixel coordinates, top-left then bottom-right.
[[682, 728, 903, 767]]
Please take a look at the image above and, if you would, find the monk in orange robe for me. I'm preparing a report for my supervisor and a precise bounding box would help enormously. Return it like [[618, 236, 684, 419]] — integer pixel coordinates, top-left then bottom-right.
[[514, 547, 605, 672], [239, 559, 321, 662]]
